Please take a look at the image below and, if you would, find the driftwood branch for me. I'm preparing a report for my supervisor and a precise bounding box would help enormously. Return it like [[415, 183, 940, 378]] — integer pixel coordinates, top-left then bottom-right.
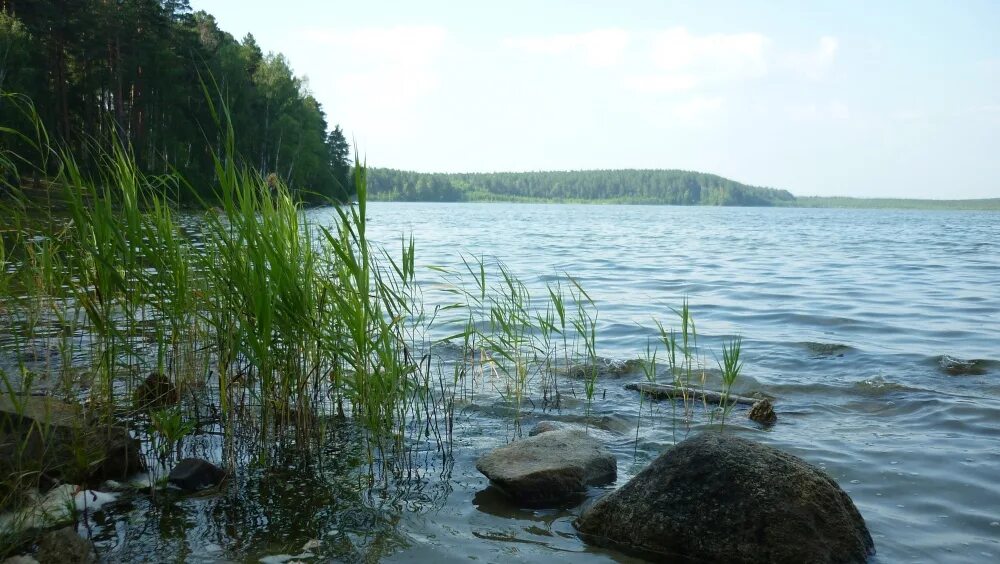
[[625, 382, 760, 406]]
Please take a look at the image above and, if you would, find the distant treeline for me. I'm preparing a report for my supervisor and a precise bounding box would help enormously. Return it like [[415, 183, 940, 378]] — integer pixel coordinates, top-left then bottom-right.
[[793, 196, 1000, 211], [367, 169, 1000, 210], [0, 1, 351, 203], [367, 169, 796, 206]]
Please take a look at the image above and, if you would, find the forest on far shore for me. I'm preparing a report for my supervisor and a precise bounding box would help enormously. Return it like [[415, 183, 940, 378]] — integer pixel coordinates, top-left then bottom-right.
[[366, 168, 1000, 210], [368, 168, 797, 206]]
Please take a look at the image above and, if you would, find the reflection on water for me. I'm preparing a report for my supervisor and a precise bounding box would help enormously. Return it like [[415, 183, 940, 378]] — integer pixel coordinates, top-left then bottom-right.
[[12, 204, 1000, 562]]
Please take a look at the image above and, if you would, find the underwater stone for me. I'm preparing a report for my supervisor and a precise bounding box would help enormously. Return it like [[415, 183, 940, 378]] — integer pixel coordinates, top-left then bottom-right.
[[575, 432, 874, 563], [527, 420, 566, 436], [476, 428, 616, 507], [938, 355, 988, 376], [167, 458, 226, 492]]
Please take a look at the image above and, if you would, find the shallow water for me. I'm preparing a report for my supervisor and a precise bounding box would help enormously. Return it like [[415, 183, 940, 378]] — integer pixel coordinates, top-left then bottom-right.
[[358, 203, 1000, 563], [75, 204, 1000, 561]]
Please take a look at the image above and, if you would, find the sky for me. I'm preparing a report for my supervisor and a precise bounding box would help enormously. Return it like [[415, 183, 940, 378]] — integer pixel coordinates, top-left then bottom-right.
[[189, 0, 999, 199]]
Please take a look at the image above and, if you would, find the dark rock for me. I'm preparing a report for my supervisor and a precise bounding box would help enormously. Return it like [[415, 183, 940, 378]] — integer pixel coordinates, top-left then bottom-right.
[[168, 458, 226, 492], [748, 398, 777, 426], [804, 342, 853, 358], [575, 432, 874, 563], [0, 396, 144, 495], [938, 355, 988, 376], [35, 526, 96, 564], [562, 358, 645, 379], [133, 372, 179, 410], [476, 428, 616, 506]]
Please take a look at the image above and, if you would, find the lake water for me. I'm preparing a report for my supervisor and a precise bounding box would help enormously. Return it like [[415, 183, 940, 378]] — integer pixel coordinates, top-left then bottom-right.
[[358, 203, 1000, 563], [87, 202, 999, 562]]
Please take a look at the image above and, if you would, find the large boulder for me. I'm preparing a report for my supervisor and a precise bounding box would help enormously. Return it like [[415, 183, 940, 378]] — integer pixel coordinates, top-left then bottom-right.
[[0, 396, 144, 496], [575, 433, 874, 563], [476, 426, 616, 506]]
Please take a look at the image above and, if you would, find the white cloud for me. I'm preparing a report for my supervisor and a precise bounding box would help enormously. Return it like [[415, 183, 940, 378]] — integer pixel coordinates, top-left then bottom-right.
[[783, 36, 839, 80], [622, 28, 770, 94], [650, 28, 770, 78], [624, 73, 700, 93], [787, 101, 850, 121], [302, 25, 447, 68], [672, 96, 725, 121], [502, 29, 630, 67], [299, 26, 448, 137]]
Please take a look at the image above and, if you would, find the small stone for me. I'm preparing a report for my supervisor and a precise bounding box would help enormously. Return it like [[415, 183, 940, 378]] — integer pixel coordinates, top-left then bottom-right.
[[748, 398, 777, 426], [476, 428, 616, 506], [35, 526, 96, 564], [167, 458, 226, 492], [133, 372, 179, 410]]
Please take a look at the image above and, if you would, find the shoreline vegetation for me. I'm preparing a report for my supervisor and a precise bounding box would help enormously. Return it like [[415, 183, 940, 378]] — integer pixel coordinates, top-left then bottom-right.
[[0, 91, 759, 559], [367, 168, 1000, 211]]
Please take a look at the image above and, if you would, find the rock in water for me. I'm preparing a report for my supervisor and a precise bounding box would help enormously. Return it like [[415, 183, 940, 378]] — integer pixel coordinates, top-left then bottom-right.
[[575, 433, 874, 563], [938, 355, 987, 376], [748, 398, 777, 426], [527, 420, 566, 436], [133, 372, 179, 410], [0, 396, 144, 492], [476, 428, 616, 506], [35, 526, 96, 564], [167, 458, 226, 492]]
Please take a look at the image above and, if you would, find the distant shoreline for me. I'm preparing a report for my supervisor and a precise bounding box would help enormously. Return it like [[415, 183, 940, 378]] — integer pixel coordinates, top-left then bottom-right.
[[365, 168, 999, 211], [367, 194, 1000, 211]]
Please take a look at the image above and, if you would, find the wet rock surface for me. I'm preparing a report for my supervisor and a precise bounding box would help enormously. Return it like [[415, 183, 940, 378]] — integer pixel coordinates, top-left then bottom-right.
[[748, 398, 777, 426], [562, 358, 645, 379], [167, 458, 226, 492], [0, 396, 144, 492], [476, 426, 616, 506], [938, 355, 989, 376], [575, 432, 874, 563], [35, 526, 96, 564]]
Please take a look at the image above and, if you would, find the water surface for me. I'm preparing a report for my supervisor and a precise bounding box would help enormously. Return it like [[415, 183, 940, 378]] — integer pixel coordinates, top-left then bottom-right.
[[86, 203, 1000, 562]]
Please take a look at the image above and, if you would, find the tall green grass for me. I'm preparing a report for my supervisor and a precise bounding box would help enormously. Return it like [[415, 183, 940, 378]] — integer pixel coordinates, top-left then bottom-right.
[[0, 91, 745, 553]]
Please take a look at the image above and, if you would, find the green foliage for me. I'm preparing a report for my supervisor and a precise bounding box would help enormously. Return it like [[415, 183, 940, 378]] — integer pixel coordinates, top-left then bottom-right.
[[150, 407, 195, 464], [717, 336, 743, 426], [366, 168, 795, 206], [0, 2, 351, 203]]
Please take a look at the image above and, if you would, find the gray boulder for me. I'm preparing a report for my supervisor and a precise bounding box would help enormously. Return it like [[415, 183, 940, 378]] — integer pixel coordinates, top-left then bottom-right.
[[168, 458, 226, 492], [476, 427, 616, 506], [575, 433, 874, 563]]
